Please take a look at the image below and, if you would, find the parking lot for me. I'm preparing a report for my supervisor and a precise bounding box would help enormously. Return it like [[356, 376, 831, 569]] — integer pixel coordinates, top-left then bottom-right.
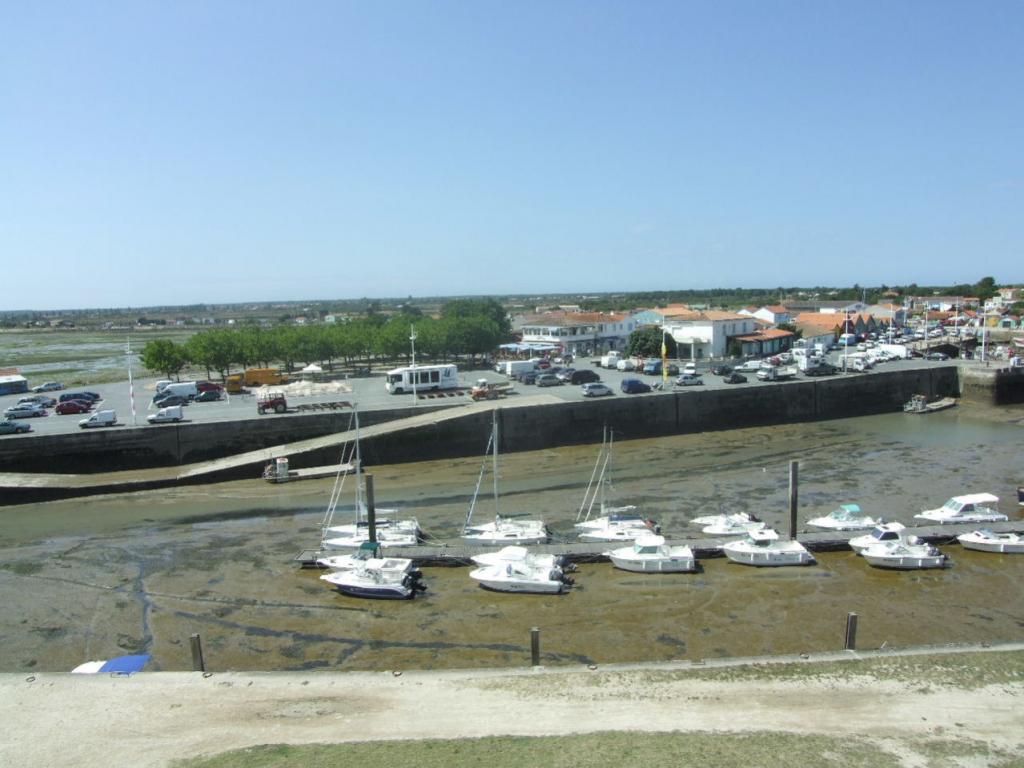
[[0, 350, 967, 440]]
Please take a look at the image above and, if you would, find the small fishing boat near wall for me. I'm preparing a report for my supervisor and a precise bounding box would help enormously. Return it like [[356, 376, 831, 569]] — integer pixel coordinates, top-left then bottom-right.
[[957, 530, 1024, 554], [903, 394, 958, 414]]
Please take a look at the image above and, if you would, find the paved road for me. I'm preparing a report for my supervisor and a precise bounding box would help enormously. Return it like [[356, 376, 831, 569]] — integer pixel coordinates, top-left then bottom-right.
[[0, 353, 974, 440]]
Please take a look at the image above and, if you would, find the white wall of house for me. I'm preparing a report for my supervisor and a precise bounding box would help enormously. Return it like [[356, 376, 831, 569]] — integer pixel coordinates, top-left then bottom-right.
[[664, 316, 756, 359]]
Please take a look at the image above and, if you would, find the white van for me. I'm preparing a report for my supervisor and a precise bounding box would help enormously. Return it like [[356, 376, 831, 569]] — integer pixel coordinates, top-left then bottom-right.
[[153, 381, 198, 401], [147, 405, 183, 424], [79, 410, 118, 429]]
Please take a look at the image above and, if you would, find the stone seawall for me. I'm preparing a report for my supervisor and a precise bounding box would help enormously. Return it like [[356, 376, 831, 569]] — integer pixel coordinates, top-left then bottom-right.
[[0, 367, 964, 476]]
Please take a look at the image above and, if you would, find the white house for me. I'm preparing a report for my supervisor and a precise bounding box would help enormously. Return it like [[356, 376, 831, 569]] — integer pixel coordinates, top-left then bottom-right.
[[517, 311, 639, 356], [751, 305, 792, 325], [663, 311, 757, 359]]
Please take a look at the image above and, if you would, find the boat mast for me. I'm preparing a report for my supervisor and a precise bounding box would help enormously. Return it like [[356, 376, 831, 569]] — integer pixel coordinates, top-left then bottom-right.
[[577, 424, 607, 523], [491, 409, 500, 519], [354, 407, 364, 520]]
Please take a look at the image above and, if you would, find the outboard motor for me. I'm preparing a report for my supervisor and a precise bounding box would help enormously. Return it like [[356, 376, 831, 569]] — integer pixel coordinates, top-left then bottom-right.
[[554, 555, 577, 573]]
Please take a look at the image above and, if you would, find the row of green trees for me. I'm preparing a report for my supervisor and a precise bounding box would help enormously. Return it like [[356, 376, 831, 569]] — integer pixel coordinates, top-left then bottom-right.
[[139, 299, 511, 380]]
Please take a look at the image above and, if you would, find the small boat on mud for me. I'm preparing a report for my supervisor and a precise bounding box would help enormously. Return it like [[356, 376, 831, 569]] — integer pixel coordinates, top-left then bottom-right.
[[957, 529, 1024, 554], [605, 535, 696, 573], [861, 537, 948, 570], [722, 529, 815, 567], [701, 513, 766, 536], [320, 565, 426, 600], [468, 560, 573, 594], [914, 493, 1007, 525], [806, 503, 878, 531], [849, 522, 907, 554], [470, 545, 573, 571], [903, 394, 957, 414]]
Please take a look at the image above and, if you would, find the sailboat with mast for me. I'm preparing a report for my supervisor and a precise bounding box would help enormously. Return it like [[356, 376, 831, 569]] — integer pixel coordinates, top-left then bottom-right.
[[320, 408, 420, 550], [461, 409, 550, 546], [574, 427, 658, 542]]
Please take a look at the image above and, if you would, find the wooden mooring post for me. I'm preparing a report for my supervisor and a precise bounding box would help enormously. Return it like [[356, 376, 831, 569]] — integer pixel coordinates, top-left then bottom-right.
[[190, 633, 206, 672], [844, 612, 858, 650], [530, 627, 541, 666], [788, 460, 798, 540], [365, 473, 377, 544]]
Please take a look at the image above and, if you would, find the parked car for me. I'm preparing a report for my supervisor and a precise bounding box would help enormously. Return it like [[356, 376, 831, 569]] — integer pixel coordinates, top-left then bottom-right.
[[196, 381, 224, 393], [555, 368, 576, 382], [616, 359, 636, 372], [620, 378, 652, 394], [722, 373, 748, 384], [519, 372, 538, 385], [193, 389, 225, 402], [31, 381, 65, 392], [710, 364, 733, 376], [735, 360, 764, 372], [79, 409, 118, 428], [55, 399, 93, 414], [803, 364, 838, 377], [675, 374, 704, 386], [19, 395, 56, 408], [147, 405, 184, 424], [925, 351, 950, 361], [581, 382, 613, 397], [60, 391, 100, 403], [153, 394, 190, 408], [0, 419, 32, 434], [4, 403, 47, 419], [569, 369, 600, 385], [536, 374, 562, 387]]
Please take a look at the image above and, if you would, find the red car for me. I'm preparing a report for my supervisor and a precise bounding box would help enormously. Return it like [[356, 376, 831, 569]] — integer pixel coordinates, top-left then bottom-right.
[[196, 381, 224, 393], [55, 399, 92, 415]]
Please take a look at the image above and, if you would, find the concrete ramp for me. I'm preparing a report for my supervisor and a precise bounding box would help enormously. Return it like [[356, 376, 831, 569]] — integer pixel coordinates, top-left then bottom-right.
[[0, 395, 564, 503]]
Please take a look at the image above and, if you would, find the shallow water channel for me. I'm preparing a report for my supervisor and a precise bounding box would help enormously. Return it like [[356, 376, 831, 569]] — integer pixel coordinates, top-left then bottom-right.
[[1, 405, 1022, 673]]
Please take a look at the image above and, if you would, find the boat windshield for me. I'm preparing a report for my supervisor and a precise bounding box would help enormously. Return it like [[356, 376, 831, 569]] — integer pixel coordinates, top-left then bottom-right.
[[943, 499, 964, 513], [872, 529, 897, 541]]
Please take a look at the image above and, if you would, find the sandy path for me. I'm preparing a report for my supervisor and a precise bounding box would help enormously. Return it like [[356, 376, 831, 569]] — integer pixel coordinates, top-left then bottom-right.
[[3, 648, 1023, 768]]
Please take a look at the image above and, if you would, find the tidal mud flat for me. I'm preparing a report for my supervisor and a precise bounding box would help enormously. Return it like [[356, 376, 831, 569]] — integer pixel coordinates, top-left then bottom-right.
[[0, 405, 1021, 673]]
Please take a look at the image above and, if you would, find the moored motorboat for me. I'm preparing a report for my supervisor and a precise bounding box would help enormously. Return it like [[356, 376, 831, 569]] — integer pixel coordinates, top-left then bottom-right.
[[316, 541, 416, 573], [470, 545, 571, 571], [320, 565, 426, 599], [861, 537, 947, 569], [903, 394, 957, 414], [957, 529, 1024, 554], [468, 560, 572, 594], [605, 535, 696, 573], [914, 493, 1007, 524], [722, 529, 815, 567], [849, 522, 907, 554], [701, 513, 766, 536], [322, 515, 421, 549], [806, 503, 878, 531]]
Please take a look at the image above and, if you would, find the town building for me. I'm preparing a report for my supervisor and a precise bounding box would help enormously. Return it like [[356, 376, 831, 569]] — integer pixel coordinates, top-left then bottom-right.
[[662, 311, 757, 359], [516, 311, 639, 356]]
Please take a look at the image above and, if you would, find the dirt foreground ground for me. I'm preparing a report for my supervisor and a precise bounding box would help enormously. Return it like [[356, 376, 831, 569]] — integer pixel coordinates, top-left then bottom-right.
[[3, 644, 1023, 768]]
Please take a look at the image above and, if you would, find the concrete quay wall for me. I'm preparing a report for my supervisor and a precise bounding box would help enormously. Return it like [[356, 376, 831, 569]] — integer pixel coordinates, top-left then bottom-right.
[[0, 366, 966, 476]]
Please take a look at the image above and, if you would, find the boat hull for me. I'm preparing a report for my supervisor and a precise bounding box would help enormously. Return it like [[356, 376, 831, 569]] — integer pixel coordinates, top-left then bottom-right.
[[608, 555, 696, 573], [331, 582, 415, 599], [468, 569, 564, 594], [914, 513, 1009, 525], [862, 553, 947, 569], [957, 535, 1024, 554], [723, 550, 815, 567]]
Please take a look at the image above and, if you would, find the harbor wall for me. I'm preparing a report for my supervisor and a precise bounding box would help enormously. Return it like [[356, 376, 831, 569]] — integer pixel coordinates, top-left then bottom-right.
[[0, 366, 962, 476]]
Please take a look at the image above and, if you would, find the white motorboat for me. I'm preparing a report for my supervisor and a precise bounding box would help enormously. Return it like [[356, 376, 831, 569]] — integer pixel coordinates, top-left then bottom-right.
[[574, 428, 658, 542], [462, 411, 550, 546], [316, 541, 416, 573], [605, 535, 696, 573], [957, 529, 1024, 554], [722, 529, 815, 567], [861, 537, 947, 570], [914, 493, 1007, 524], [468, 560, 571, 594], [320, 565, 426, 600], [849, 522, 907, 554], [806, 503, 879, 531], [470, 545, 570, 571], [701, 513, 766, 536]]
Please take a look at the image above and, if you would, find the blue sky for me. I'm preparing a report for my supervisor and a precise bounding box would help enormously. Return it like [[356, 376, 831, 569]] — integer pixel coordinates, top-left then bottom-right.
[[2, 1, 1021, 309]]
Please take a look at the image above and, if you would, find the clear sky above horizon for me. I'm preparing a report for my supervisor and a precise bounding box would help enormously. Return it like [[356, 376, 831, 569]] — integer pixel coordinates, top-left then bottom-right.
[[2, 1, 1022, 310]]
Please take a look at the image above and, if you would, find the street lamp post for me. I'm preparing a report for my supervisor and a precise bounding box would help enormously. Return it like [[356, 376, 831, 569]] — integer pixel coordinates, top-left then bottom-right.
[[409, 325, 418, 403]]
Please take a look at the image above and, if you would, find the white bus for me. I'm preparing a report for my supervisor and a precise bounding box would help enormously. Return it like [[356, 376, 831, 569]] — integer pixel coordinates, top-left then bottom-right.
[[385, 364, 459, 394]]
